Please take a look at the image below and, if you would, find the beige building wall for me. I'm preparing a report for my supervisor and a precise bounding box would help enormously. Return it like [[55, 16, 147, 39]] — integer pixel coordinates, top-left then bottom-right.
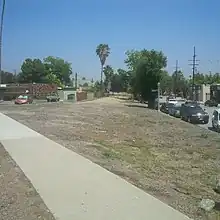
[[201, 84, 210, 102]]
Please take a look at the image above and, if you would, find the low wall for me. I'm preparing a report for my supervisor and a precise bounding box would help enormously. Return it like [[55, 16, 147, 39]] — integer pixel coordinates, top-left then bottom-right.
[[87, 92, 94, 100], [76, 91, 87, 101], [1, 83, 57, 100]]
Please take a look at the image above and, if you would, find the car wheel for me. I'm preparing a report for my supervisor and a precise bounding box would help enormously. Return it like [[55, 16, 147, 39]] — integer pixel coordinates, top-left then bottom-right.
[[187, 117, 191, 123]]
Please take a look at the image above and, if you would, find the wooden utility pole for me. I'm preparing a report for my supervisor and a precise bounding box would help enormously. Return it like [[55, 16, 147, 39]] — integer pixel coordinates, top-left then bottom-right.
[[173, 60, 180, 97], [189, 46, 199, 100], [0, 0, 6, 84], [74, 72, 78, 89]]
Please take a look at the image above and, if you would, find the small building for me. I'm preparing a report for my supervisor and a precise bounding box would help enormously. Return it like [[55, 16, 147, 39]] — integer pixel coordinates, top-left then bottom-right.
[[210, 84, 220, 103], [191, 84, 210, 102], [57, 87, 76, 102]]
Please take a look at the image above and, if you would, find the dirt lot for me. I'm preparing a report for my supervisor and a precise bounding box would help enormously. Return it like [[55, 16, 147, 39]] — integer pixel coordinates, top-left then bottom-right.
[[1, 97, 220, 220], [0, 143, 55, 220]]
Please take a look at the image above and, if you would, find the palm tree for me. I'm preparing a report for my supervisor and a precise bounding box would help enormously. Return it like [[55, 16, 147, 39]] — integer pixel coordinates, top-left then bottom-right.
[[0, 0, 6, 84], [96, 44, 110, 90]]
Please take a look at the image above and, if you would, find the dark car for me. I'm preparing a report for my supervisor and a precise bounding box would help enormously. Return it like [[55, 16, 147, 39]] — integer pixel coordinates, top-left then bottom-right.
[[160, 103, 174, 114], [180, 104, 209, 124], [169, 105, 181, 118], [204, 99, 218, 107], [15, 94, 33, 105]]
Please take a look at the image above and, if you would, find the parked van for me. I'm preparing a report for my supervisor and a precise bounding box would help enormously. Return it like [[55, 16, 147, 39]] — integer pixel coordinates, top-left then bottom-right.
[[212, 109, 220, 132]]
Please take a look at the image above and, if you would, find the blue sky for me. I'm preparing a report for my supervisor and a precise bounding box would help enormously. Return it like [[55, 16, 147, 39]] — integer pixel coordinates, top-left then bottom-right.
[[2, 0, 220, 80]]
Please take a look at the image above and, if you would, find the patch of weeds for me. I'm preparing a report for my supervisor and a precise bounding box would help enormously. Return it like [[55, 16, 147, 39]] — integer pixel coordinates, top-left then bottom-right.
[[200, 132, 209, 139], [102, 150, 119, 159]]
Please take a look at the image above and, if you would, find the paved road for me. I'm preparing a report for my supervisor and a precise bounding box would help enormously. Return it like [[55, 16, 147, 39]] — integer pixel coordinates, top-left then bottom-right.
[[198, 105, 216, 130]]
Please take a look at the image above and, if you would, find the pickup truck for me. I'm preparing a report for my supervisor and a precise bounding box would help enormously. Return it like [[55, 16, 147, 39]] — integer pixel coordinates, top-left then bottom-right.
[[46, 93, 60, 102]]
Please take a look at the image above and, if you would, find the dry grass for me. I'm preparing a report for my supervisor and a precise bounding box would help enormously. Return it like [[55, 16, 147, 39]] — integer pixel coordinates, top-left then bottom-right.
[[1, 97, 220, 220], [0, 143, 55, 220]]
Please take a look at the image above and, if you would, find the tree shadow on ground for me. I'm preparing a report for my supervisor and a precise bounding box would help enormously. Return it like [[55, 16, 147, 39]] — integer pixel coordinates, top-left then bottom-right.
[[214, 201, 220, 211], [125, 104, 148, 109]]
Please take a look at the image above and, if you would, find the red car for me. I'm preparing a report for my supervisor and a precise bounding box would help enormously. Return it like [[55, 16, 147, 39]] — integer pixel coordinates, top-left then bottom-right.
[[14, 95, 33, 104]]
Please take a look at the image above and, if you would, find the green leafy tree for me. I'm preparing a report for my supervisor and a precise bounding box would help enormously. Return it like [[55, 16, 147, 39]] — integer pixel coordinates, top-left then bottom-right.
[[160, 70, 172, 94], [96, 44, 110, 88], [204, 72, 213, 84], [19, 58, 45, 83], [111, 74, 123, 92], [212, 73, 220, 83], [125, 49, 167, 105], [125, 50, 143, 71], [82, 82, 89, 87], [43, 56, 72, 85], [172, 70, 188, 97], [116, 68, 129, 92], [194, 72, 205, 84], [44, 72, 63, 87], [103, 65, 114, 90], [0, 71, 16, 83]]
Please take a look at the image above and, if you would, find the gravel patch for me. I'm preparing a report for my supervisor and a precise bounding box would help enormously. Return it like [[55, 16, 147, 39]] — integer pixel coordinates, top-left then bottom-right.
[[0, 143, 55, 220]]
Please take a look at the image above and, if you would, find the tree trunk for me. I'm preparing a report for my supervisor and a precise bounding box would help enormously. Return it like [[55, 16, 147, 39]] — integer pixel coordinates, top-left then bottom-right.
[[100, 65, 104, 95], [0, 0, 6, 85]]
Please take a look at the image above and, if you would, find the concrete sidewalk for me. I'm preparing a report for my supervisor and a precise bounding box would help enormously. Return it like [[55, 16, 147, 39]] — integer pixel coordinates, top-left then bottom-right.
[[0, 113, 191, 220]]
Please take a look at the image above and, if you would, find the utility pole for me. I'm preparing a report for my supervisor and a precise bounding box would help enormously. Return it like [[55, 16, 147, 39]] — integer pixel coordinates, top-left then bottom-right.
[[189, 46, 199, 100], [74, 72, 78, 89], [157, 82, 160, 112], [0, 0, 6, 85], [173, 60, 180, 97]]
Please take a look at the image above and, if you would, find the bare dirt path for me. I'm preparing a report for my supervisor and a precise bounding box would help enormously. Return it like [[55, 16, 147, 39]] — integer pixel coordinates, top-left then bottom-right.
[[1, 97, 220, 219]]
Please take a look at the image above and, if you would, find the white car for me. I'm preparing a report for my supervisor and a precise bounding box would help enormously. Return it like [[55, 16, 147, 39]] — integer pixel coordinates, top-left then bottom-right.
[[212, 109, 220, 132]]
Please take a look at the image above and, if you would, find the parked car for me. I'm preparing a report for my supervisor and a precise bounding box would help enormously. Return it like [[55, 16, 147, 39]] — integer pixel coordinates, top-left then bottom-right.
[[180, 104, 209, 124], [205, 99, 218, 107], [212, 109, 220, 132], [169, 104, 181, 118], [160, 103, 168, 113], [160, 103, 174, 114], [167, 99, 178, 104], [46, 93, 60, 102], [14, 94, 33, 104]]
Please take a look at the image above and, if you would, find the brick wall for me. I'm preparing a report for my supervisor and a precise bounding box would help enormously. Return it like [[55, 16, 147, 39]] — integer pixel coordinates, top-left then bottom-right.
[[2, 83, 57, 100], [76, 91, 87, 101]]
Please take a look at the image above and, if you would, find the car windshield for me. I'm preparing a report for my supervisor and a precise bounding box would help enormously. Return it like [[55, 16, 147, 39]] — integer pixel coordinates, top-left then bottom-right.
[[189, 106, 203, 113], [167, 103, 174, 108], [169, 99, 176, 102], [174, 106, 181, 110], [18, 95, 28, 99]]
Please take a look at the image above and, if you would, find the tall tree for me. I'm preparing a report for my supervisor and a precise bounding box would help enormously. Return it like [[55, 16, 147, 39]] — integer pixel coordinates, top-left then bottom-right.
[[96, 44, 110, 89], [117, 68, 129, 92], [125, 49, 167, 106], [20, 58, 45, 83], [160, 70, 172, 94], [1, 71, 16, 83], [0, 0, 6, 84], [43, 56, 72, 85], [172, 70, 187, 97]]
